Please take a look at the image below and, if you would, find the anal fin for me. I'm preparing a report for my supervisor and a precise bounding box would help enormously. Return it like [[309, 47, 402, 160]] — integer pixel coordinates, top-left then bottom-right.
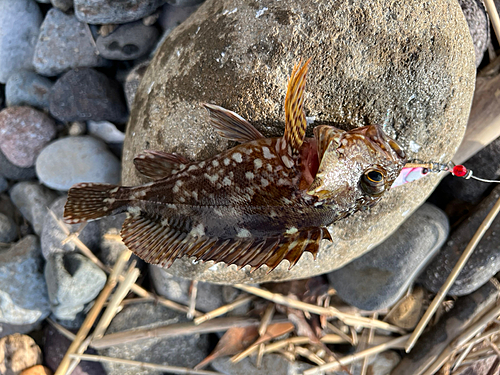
[[133, 150, 190, 180]]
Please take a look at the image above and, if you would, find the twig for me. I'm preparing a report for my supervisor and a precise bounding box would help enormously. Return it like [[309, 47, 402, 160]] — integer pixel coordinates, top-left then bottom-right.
[[54, 250, 131, 375], [188, 280, 198, 320], [47, 318, 77, 341], [193, 295, 254, 325], [234, 284, 404, 333], [295, 346, 326, 366], [91, 316, 288, 349], [360, 312, 378, 375], [406, 195, 500, 352], [303, 334, 410, 375], [485, 0, 500, 44], [257, 303, 275, 367], [70, 353, 224, 375], [326, 322, 354, 346]]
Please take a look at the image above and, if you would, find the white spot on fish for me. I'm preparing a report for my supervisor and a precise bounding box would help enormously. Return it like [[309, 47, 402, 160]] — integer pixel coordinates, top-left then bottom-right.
[[232, 152, 243, 163], [277, 178, 289, 186], [199, 161, 206, 168], [187, 165, 198, 172], [261, 178, 269, 187], [192, 191, 198, 200], [262, 147, 274, 159], [110, 187, 119, 193], [266, 164, 273, 172], [237, 228, 252, 238], [281, 155, 294, 168], [223, 158, 230, 166], [204, 173, 219, 183], [212, 160, 219, 167], [254, 159, 262, 169], [409, 140, 421, 153], [245, 171, 254, 180], [213, 208, 223, 216], [179, 196, 186, 203], [127, 206, 141, 216], [190, 223, 205, 237], [104, 198, 116, 204], [222, 176, 232, 186], [255, 7, 268, 18], [286, 227, 298, 235], [270, 210, 277, 217], [161, 218, 169, 226]]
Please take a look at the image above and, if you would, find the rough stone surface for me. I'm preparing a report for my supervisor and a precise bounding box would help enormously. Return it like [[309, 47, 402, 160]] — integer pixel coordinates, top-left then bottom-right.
[[459, 0, 489, 68], [0, 213, 17, 244], [0, 236, 51, 325], [98, 302, 210, 375], [44, 324, 105, 375], [41, 196, 100, 259], [50, 0, 73, 12], [0, 0, 42, 83], [75, 0, 164, 24], [5, 71, 53, 111], [49, 68, 128, 123], [0, 334, 42, 375], [96, 21, 160, 60], [150, 265, 225, 312], [10, 181, 58, 235], [0, 150, 36, 181], [212, 354, 313, 375], [36, 136, 121, 191], [33, 8, 107, 77], [327, 203, 449, 310], [454, 355, 499, 375], [0, 107, 56, 168], [392, 281, 500, 375], [44, 252, 106, 320], [123, 0, 476, 283], [420, 185, 500, 296]]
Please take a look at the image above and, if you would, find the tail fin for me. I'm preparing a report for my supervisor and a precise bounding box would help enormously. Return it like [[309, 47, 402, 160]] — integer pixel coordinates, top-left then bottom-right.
[[64, 183, 123, 224]]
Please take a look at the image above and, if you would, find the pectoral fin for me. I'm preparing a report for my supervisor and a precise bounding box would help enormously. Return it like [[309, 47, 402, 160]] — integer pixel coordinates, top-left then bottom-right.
[[283, 58, 311, 154], [133, 150, 190, 180]]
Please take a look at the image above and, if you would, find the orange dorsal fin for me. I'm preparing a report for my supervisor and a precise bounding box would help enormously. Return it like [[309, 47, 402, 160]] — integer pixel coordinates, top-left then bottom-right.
[[283, 58, 311, 154]]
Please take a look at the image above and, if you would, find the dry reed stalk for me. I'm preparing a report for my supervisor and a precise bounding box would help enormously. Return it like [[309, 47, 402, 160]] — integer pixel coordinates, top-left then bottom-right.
[[70, 353, 224, 374], [257, 303, 275, 366], [485, 0, 500, 43], [54, 250, 131, 375], [295, 346, 326, 365], [193, 295, 254, 325], [326, 322, 354, 345], [406, 195, 500, 352], [360, 312, 378, 375], [262, 334, 345, 354], [234, 284, 404, 333], [47, 318, 77, 341], [187, 280, 199, 320]]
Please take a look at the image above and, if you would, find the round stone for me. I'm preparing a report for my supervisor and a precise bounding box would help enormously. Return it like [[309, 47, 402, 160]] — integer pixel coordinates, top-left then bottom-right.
[[122, 0, 475, 283], [36, 136, 121, 191], [5, 71, 53, 110], [0, 106, 56, 168], [75, 0, 164, 24]]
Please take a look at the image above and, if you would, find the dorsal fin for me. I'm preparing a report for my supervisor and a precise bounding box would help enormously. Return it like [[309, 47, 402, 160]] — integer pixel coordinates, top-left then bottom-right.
[[283, 58, 311, 154], [203, 103, 264, 143], [133, 150, 190, 180], [121, 212, 332, 272]]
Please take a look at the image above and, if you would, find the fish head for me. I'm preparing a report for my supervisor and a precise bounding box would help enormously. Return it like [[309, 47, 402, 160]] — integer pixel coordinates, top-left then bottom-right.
[[307, 124, 406, 209]]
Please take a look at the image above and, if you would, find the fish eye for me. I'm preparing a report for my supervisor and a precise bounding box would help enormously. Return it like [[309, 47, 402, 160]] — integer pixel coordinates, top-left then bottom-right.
[[360, 168, 386, 196]]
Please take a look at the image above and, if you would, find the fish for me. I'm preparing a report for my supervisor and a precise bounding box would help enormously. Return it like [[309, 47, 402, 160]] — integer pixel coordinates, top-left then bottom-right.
[[63, 59, 407, 272]]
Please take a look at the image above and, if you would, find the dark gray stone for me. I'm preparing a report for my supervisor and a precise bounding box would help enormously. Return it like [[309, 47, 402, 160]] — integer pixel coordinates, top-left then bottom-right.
[[0, 150, 36, 181], [75, 0, 164, 24], [124, 60, 149, 110], [150, 265, 226, 312], [98, 302, 211, 375], [96, 21, 160, 61], [392, 281, 500, 375], [166, 0, 206, 6], [0, 177, 7, 194], [159, 3, 201, 34], [41, 196, 100, 259], [0, 106, 56, 168], [9, 181, 58, 235], [0, 213, 17, 244], [0, 0, 42, 83], [327, 203, 449, 310], [459, 0, 489, 68], [420, 184, 500, 296], [212, 354, 313, 375], [0, 321, 42, 339], [123, 0, 475, 283], [45, 252, 106, 320], [0, 235, 51, 325], [36, 136, 121, 191], [5, 71, 53, 110], [33, 8, 107, 77], [49, 68, 128, 123]]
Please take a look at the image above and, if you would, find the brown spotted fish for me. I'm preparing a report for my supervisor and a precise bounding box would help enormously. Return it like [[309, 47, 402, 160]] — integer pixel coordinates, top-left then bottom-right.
[[64, 60, 406, 272]]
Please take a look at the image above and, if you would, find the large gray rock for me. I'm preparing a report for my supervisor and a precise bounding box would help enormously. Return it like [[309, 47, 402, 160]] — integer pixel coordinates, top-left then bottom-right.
[[122, 0, 475, 283], [0, 236, 51, 325], [75, 0, 164, 24], [0, 0, 42, 83], [5, 71, 53, 110]]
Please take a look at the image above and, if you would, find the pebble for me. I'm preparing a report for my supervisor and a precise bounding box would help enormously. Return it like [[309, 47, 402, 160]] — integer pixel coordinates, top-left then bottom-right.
[[454, 355, 499, 375], [44, 324, 105, 375], [33, 8, 107, 77], [41, 196, 100, 260], [327, 203, 449, 310], [44, 252, 106, 320], [50, 0, 73, 12], [124, 60, 149, 110], [0, 150, 37, 181], [49, 68, 128, 123], [67, 121, 86, 136], [36, 136, 121, 191], [5, 71, 53, 110], [459, 0, 489, 67], [87, 120, 125, 144], [20, 365, 53, 375], [212, 354, 313, 375], [0, 0, 42, 83], [0, 176, 8, 193], [10, 181, 58, 235], [75, 0, 165, 24], [420, 185, 500, 296], [0, 106, 56, 168], [97, 302, 210, 375], [0, 235, 51, 325], [0, 212, 17, 244], [0, 334, 42, 375], [150, 265, 226, 312], [96, 21, 160, 60], [392, 281, 499, 375]]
